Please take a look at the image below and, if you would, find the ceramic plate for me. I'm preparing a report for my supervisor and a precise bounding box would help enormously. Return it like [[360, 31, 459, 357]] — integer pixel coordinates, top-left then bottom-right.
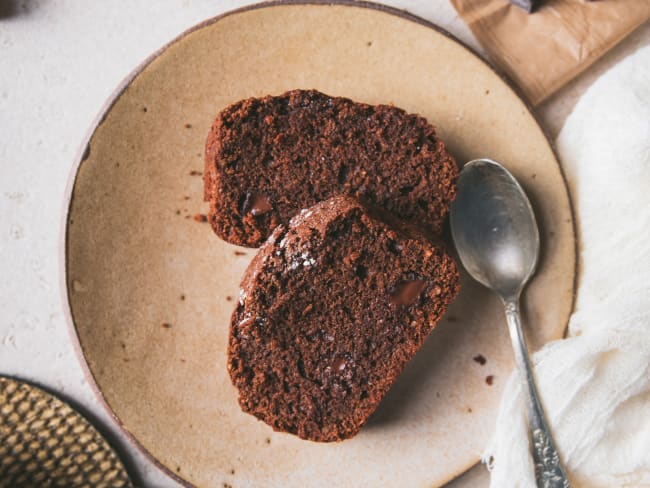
[[62, 2, 575, 487]]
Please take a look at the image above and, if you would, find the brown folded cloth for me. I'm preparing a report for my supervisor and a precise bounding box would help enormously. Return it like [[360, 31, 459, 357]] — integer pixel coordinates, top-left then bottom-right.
[[450, 0, 650, 105]]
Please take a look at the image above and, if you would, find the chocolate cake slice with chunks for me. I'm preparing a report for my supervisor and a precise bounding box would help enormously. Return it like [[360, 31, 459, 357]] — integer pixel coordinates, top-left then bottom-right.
[[227, 196, 460, 441], [205, 89, 458, 247]]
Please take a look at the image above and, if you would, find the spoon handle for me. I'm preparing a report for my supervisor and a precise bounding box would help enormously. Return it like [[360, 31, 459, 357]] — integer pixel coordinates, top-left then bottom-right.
[[503, 298, 571, 488]]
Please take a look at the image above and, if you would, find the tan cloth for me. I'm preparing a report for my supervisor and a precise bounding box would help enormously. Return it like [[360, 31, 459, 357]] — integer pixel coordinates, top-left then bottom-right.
[[450, 0, 650, 105]]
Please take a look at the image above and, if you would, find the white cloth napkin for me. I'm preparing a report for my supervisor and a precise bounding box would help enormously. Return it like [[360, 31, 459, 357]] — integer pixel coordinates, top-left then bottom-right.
[[482, 45, 650, 487]]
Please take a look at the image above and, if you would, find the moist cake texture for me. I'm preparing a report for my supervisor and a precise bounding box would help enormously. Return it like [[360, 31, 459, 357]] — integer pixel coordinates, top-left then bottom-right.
[[205, 89, 458, 247], [227, 196, 460, 441]]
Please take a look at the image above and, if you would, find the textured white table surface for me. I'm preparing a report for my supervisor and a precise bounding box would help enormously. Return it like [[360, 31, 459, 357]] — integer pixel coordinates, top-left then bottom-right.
[[0, 1, 647, 486]]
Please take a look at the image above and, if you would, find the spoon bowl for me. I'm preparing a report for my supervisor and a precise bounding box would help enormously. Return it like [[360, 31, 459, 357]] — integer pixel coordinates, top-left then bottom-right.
[[450, 158, 539, 300]]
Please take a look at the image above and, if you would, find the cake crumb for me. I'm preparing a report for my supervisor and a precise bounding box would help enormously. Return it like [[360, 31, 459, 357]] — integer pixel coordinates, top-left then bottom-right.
[[180, 294, 186, 301], [226, 296, 233, 302], [230, 469, 235, 475], [189, 170, 203, 176], [162, 322, 172, 329], [485, 375, 494, 386], [234, 251, 247, 256], [184, 123, 192, 129], [473, 354, 487, 365], [120, 342, 126, 349], [366, 41, 372, 46], [193, 213, 208, 223], [142, 107, 148, 113], [467, 407, 473, 413], [265, 438, 271, 444]]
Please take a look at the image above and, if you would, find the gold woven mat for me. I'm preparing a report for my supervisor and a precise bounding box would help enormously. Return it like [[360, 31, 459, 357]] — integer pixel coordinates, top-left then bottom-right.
[[0, 376, 132, 488]]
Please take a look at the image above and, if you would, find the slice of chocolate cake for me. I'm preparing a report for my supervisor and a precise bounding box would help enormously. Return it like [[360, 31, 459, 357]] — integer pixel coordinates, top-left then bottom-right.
[[205, 89, 458, 247], [227, 196, 460, 442]]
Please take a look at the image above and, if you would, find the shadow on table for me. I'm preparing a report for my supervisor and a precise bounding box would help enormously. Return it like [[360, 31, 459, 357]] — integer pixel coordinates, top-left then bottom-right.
[[0, 0, 43, 19]]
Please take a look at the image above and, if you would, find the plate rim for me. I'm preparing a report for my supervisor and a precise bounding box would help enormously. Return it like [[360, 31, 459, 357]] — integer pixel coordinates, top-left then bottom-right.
[[58, 1, 578, 487]]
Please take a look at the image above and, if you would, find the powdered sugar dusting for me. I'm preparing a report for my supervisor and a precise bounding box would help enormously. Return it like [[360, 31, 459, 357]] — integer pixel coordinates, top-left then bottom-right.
[[288, 250, 317, 270]]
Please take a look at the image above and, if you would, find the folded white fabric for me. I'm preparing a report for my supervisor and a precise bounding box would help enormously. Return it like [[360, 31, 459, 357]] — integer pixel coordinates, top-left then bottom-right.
[[483, 45, 650, 487]]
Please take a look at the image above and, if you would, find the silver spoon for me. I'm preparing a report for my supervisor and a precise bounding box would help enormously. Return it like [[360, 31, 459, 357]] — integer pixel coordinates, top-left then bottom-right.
[[450, 158, 570, 488]]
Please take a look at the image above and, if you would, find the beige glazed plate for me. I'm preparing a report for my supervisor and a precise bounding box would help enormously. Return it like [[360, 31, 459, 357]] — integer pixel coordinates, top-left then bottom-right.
[[63, 2, 576, 487]]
